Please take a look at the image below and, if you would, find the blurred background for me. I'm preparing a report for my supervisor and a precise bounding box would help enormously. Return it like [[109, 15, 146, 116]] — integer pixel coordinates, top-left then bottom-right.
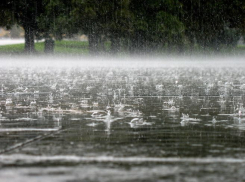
[[0, 0, 244, 56]]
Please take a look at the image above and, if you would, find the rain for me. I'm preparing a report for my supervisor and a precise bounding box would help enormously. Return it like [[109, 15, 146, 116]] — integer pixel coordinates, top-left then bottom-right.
[[0, 0, 245, 181]]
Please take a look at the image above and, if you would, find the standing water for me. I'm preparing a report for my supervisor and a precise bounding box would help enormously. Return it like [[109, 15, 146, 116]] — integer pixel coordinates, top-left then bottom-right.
[[1, 57, 245, 181]]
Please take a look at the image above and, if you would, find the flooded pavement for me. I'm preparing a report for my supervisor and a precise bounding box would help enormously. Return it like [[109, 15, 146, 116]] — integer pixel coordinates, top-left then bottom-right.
[[1, 61, 245, 181]]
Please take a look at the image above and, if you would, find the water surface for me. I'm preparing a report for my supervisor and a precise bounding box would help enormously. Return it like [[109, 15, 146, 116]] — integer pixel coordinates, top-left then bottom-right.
[[1, 59, 245, 181]]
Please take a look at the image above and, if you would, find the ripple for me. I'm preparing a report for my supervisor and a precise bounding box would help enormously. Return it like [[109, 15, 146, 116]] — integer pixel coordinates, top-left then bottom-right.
[[1, 154, 245, 165], [0, 128, 60, 132]]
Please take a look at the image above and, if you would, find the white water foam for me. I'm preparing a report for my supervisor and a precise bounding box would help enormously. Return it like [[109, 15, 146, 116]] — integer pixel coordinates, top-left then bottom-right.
[[1, 154, 245, 164], [0, 128, 60, 132]]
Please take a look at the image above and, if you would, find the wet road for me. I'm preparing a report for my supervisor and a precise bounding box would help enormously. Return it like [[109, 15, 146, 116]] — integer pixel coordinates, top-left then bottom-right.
[[1, 63, 245, 181], [1, 112, 245, 181]]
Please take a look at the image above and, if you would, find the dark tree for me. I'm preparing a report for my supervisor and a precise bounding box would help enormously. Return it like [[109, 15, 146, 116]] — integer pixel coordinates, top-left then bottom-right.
[[180, 0, 245, 52], [72, 0, 106, 54], [0, 0, 44, 54], [128, 0, 184, 54], [37, 0, 74, 53]]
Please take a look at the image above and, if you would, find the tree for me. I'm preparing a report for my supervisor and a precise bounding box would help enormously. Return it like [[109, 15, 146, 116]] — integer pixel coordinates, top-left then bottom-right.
[[72, 0, 106, 54], [180, 0, 245, 52], [0, 0, 44, 54], [0, 1, 14, 28], [128, 0, 184, 54], [104, 0, 132, 54], [37, 0, 74, 53]]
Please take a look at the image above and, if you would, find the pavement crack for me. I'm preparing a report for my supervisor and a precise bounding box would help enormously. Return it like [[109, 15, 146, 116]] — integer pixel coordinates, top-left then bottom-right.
[[0, 129, 65, 155]]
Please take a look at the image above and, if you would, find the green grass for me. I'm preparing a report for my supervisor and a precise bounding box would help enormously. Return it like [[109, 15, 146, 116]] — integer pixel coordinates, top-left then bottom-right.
[[0, 40, 89, 55], [0, 40, 244, 55], [0, 43, 25, 54], [237, 45, 245, 51], [55, 40, 89, 54]]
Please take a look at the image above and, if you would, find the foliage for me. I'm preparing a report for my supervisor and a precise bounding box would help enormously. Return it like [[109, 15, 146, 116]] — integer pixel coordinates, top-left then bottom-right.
[[1, 0, 245, 54], [180, 0, 245, 51], [0, 0, 45, 53], [37, 0, 74, 40]]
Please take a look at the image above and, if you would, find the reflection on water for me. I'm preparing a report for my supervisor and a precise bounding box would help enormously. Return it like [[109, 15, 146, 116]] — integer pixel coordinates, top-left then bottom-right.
[[1, 66, 245, 181]]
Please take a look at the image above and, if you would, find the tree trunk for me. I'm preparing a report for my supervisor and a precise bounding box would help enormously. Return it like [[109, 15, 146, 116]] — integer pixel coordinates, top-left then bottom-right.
[[176, 35, 184, 54], [110, 35, 120, 54], [99, 35, 106, 53], [129, 32, 142, 55], [24, 26, 35, 54], [167, 40, 173, 53], [88, 33, 99, 55], [128, 35, 135, 54], [44, 38, 55, 54], [189, 36, 195, 54]]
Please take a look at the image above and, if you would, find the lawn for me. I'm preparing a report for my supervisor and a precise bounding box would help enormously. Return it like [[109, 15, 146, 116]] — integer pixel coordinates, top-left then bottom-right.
[[0, 40, 89, 55], [0, 40, 244, 56]]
